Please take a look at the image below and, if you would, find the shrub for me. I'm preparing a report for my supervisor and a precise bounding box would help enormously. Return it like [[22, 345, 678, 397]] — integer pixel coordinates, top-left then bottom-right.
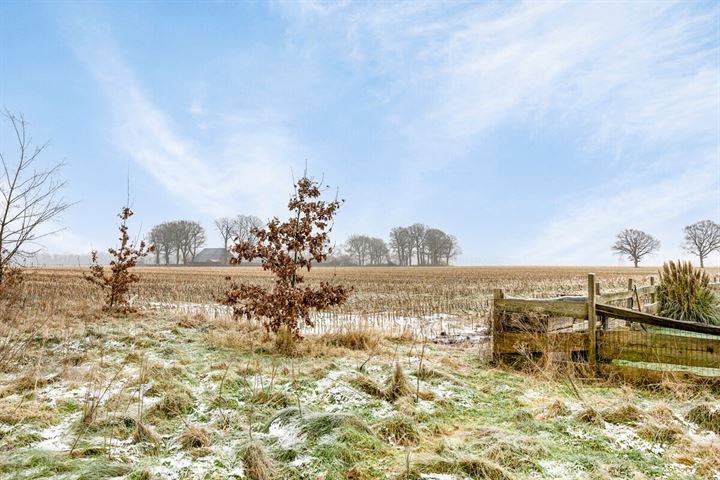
[[220, 175, 351, 339], [657, 260, 720, 325], [85, 207, 154, 313]]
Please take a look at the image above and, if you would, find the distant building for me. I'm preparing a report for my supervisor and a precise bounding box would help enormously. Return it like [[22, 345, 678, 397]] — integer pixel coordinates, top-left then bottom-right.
[[190, 248, 227, 265]]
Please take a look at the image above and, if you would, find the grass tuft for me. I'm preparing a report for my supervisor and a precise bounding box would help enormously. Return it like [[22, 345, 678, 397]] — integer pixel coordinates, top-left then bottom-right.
[[132, 421, 161, 451], [686, 403, 720, 434], [242, 442, 273, 480], [601, 404, 644, 425], [179, 424, 212, 450], [411, 454, 517, 480], [376, 416, 420, 446], [147, 390, 194, 419], [576, 407, 604, 426], [385, 362, 411, 401], [657, 260, 720, 325]]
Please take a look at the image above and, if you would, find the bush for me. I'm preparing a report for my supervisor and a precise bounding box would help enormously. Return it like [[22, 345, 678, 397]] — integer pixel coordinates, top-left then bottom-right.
[[657, 261, 720, 325]]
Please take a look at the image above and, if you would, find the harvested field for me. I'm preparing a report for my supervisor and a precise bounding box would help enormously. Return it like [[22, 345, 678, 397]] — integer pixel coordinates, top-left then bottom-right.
[[1, 266, 718, 479]]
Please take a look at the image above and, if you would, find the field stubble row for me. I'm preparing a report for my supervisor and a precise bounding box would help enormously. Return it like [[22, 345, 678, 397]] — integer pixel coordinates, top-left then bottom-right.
[[21, 265, 702, 321]]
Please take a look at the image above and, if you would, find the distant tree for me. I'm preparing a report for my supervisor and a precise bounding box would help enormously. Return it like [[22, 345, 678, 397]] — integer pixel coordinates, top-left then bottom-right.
[[221, 175, 351, 340], [345, 235, 369, 266], [367, 237, 389, 265], [148, 220, 206, 264], [682, 220, 720, 268], [407, 223, 427, 266], [0, 111, 72, 284], [148, 222, 174, 265], [440, 233, 461, 265], [214, 217, 234, 264], [175, 220, 205, 263], [85, 207, 154, 312], [612, 229, 660, 267], [233, 215, 263, 244], [389, 227, 411, 266], [388, 225, 460, 266]]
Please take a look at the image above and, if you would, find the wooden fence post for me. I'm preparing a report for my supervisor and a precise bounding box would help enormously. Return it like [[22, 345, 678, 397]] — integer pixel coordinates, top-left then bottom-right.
[[491, 289, 504, 363], [625, 278, 634, 327], [596, 281, 608, 330], [588, 273, 597, 368], [649, 276, 656, 304]]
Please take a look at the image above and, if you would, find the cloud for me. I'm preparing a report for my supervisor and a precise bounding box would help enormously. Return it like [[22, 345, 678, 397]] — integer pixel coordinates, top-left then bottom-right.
[[515, 152, 718, 265], [70, 23, 297, 219], [279, 1, 719, 264]]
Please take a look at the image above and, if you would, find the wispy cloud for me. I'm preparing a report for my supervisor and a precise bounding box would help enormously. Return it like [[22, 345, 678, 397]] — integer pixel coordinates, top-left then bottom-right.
[[279, 0, 719, 264], [69, 23, 297, 219]]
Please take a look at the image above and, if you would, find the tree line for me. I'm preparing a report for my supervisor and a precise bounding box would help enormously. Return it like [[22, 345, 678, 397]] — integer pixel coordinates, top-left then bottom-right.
[[612, 220, 720, 267], [144, 214, 263, 265], [335, 224, 461, 266]]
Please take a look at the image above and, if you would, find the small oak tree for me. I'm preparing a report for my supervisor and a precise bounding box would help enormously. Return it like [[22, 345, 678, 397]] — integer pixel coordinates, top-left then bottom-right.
[[682, 220, 720, 268], [221, 176, 351, 339], [611, 229, 660, 267], [85, 207, 154, 312]]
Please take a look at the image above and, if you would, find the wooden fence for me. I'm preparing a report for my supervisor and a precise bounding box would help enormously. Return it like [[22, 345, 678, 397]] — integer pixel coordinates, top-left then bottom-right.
[[492, 274, 720, 381]]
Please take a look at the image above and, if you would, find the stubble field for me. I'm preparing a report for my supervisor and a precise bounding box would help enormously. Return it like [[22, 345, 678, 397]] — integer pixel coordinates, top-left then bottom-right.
[[0, 266, 718, 479]]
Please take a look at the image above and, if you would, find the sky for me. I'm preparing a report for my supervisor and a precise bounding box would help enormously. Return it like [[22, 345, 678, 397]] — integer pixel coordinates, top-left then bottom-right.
[[0, 0, 718, 266]]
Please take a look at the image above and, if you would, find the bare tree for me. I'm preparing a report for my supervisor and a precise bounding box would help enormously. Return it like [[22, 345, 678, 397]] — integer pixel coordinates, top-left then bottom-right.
[[612, 229, 660, 267], [0, 111, 72, 283], [407, 223, 427, 266], [233, 215, 263, 244], [148, 222, 174, 265], [440, 233, 461, 265], [389, 227, 411, 266], [174, 220, 203, 263], [345, 235, 368, 266], [367, 237, 389, 265], [148, 220, 205, 264], [214, 217, 234, 264], [683, 220, 720, 268], [184, 221, 206, 262]]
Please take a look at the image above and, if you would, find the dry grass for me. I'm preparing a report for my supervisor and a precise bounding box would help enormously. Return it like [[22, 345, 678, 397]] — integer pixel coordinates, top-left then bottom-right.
[[0, 400, 56, 425], [132, 422, 161, 450], [685, 403, 720, 434], [576, 407, 604, 426], [317, 328, 380, 350], [179, 424, 212, 450], [385, 363, 411, 402], [601, 404, 644, 425], [242, 442, 273, 480], [147, 390, 194, 419], [376, 416, 420, 446]]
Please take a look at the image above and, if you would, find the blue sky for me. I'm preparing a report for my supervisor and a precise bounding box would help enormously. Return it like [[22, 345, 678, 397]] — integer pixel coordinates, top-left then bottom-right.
[[1, 0, 718, 266]]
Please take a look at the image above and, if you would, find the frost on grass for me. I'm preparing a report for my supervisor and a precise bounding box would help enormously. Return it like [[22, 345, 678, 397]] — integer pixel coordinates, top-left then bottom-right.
[[539, 459, 586, 479]]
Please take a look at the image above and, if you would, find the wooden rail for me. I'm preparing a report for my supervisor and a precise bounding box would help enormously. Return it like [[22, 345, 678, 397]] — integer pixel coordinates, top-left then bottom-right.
[[596, 304, 720, 336], [598, 330, 720, 369], [493, 298, 588, 319]]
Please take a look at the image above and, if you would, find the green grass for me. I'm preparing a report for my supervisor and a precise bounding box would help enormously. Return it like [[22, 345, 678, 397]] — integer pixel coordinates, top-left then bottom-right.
[[0, 313, 717, 480]]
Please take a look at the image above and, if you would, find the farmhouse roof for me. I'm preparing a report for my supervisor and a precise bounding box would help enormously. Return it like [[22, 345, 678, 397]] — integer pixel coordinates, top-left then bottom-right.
[[192, 248, 227, 263]]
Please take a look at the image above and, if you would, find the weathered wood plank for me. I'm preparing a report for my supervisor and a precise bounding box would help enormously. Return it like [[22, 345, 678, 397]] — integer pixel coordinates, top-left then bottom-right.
[[641, 302, 659, 315], [598, 330, 720, 369], [599, 364, 720, 387], [596, 304, 720, 336], [494, 298, 588, 319], [494, 332, 589, 354], [588, 273, 597, 368], [635, 285, 657, 296], [599, 291, 634, 302]]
